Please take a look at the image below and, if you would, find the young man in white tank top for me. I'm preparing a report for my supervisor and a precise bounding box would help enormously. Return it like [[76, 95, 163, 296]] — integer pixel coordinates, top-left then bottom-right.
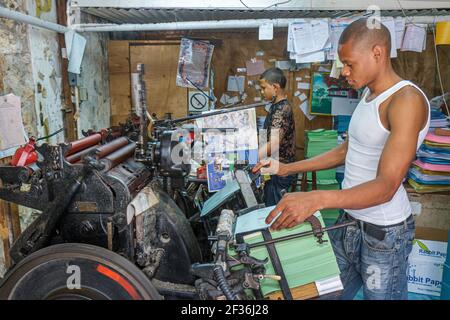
[[253, 18, 430, 300]]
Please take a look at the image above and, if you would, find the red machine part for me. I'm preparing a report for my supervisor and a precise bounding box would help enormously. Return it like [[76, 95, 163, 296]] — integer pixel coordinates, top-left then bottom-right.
[[11, 138, 38, 167]]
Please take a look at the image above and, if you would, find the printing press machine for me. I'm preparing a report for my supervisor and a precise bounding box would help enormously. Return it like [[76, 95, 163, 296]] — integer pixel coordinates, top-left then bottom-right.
[[0, 65, 354, 300]]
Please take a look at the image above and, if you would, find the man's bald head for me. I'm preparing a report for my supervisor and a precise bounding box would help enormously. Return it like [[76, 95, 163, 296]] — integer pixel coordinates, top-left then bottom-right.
[[339, 18, 391, 56]]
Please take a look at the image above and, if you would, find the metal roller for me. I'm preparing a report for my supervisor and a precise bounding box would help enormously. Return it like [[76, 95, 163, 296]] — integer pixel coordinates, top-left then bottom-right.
[[94, 137, 130, 159], [66, 133, 102, 156], [100, 142, 136, 172], [65, 144, 100, 163]]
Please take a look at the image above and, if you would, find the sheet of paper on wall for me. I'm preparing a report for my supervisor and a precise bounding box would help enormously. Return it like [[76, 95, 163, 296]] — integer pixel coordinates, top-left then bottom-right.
[[220, 93, 230, 105], [245, 59, 265, 76], [259, 22, 274, 40], [381, 17, 398, 58], [227, 95, 240, 105], [64, 31, 86, 74], [0, 94, 27, 151], [227, 75, 245, 92], [311, 19, 331, 49], [177, 38, 215, 89], [298, 82, 310, 90], [292, 19, 330, 55], [330, 59, 342, 79], [299, 93, 308, 102], [329, 18, 353, 60], [295, 50, 325, 63], [401, 24, 427, 52], [287, 22, 295, 52], [331, 97, 359, 116], [299, 101, 316, 121], [275, 60, 294, 70], [395, 17, 406, 49]]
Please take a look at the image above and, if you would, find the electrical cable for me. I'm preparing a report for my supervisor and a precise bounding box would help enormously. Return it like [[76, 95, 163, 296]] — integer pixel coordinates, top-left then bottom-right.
[[36, 127, 64, 141], [239, 0, 292, 11]]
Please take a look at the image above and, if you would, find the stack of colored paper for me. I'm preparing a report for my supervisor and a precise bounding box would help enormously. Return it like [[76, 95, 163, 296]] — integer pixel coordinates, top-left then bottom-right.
[[430, 108, 449, 128], [305, 129, 338, 183], [408, 130, 450, 193], [429, 94, 450, 129], [304, 129, 340, 224]]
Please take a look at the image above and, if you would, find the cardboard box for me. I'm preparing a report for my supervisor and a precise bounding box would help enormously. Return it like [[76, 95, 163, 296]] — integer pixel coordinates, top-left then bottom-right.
[[407, 227, 448, 297]]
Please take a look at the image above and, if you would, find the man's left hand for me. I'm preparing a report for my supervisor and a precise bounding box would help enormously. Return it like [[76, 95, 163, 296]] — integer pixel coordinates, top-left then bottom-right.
[[266, 191, 321, 231]]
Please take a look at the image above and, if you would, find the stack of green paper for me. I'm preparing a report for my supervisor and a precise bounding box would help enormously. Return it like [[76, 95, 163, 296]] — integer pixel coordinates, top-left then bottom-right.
[[304, 129, 340, 225], [233, 207, 341, 297], [305, 129, 338, 183]]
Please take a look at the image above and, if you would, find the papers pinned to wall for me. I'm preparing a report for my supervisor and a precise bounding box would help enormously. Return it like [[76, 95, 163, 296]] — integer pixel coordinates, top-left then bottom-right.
[[227, 75, 245, 92], [0, 94, 27, 152], [395, 17, 406, 49], [245, 59, 265, 76], [328, 18, 353, 61], [291, 16, 408, 62], [381, 17, 398, 58], [259, 22, 274, 40], [299, 101, 316, 121], [401, 24, 427, 53], [287, 19, 330, 63], [176, 38, 214, 89]]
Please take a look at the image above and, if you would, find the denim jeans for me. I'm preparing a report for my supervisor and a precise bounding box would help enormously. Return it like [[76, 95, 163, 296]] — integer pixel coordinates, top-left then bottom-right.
[[328, 211, 415, 300], [263, 174, 296, 206]]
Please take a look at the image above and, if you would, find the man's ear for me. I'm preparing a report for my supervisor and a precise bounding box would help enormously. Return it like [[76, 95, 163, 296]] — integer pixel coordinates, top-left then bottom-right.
[[372, 45, 383, 62]]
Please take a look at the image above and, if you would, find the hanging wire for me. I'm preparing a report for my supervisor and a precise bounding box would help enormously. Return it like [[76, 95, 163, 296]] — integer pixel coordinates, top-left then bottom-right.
[[239, 0, 292, 11]]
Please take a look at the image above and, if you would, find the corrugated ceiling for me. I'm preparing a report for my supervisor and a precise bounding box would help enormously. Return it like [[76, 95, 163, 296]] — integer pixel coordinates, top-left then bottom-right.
[[79, 8, 450, 25]]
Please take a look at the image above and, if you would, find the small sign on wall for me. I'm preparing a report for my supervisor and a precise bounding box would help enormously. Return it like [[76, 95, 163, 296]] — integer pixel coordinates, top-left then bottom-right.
[[188, 91, 210, 113]]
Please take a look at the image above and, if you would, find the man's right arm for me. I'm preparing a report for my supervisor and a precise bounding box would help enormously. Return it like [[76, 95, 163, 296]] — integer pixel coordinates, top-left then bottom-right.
[[253, 140, 348, 176]]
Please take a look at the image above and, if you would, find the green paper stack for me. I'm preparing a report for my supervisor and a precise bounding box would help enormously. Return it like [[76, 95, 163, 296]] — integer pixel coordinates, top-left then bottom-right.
[[304, 129, 340, 225], [305, 129, 338, 182], [233, 207, 341, 298]]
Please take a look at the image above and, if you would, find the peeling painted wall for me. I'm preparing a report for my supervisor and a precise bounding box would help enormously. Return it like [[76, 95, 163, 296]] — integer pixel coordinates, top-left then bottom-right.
[[1, 1, 111, 143], [26, 0, 64, 144], [76, 12, 111, 137]]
